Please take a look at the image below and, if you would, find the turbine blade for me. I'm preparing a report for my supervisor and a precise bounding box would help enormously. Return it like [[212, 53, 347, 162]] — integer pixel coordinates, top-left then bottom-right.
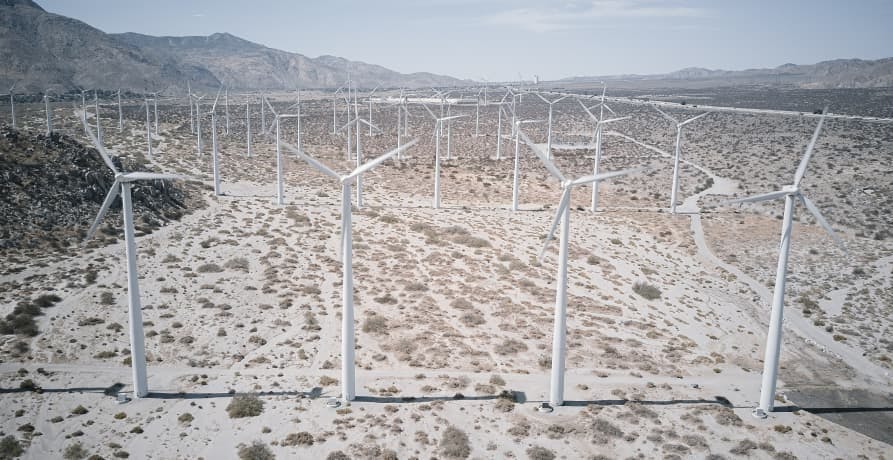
[[652, 105, 678, 125], [422, 104, 437, 120], [534, 93, 550, 104], [518, 129, 566, 182], [120, 172, 184, 182], [338, 117, 359, 132], [344, 139, 418, 182], [799, 194, 846, 254], [679, 111, 711, 127], [280, 141, 341, 180], [720, 190, 789, 206], [569, 167, 646, 186], [577, 99, 598, 121], [602, 103, 616, 115], [211, 86, 222, 111], [85, 181, 120, 242], [793, 108, 828, 186], [80, 115, 118, 174], [599, 116, 631, 125], [439, 114, 467, 122], [539, 187, 571, 261], [358, 118, 382, 132]]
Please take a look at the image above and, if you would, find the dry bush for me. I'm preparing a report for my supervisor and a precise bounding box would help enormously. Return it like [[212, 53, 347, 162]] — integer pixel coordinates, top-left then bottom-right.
[[632, 281, 661, 300], [226, 394, 264, 418], [319, 376, 338, 386], [591, 418, 624, 445], [526, 446, 555, 460], [495, 339, 528, 355], [362, 315, 388, 334], [63, 442, 88, 460], [197, 263, 224, 273], [282, 432, 314, 446], [439, 426, 471, 459], [225, 257, 250, 272], [237, 440, 275, 460]]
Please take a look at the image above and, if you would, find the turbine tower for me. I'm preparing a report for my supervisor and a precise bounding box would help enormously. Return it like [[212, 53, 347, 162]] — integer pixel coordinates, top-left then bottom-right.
[[578, 99, 630, 212], [721, 110, 846, 418], [81, 116, 185, 399], [519, 129, 643, 408], [282, 139, 417, 403], [652, 105, 710, 214], [534, 93, 569, 160]]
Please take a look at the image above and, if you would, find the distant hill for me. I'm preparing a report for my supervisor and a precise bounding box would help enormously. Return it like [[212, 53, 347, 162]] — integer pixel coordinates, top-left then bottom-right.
[[559, 58, 893, 89], [0, 0, 467, 93]]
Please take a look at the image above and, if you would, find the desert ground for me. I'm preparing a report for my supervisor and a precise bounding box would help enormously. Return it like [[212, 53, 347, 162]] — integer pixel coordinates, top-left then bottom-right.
[[1, 87, 891, 459]]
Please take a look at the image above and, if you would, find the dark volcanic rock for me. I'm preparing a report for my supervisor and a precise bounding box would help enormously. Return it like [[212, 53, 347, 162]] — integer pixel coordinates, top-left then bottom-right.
[[0, 126, 196, 251]]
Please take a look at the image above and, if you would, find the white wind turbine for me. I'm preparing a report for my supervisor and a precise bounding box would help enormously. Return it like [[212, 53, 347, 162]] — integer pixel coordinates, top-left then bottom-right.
[[187, 81, 195, 134], [274, 112, 301, 205], [578, 99, 630, 212], [519, 129, 643, 408], [152, 91, 159, 135], [144, 98, 153, 158], [44, 93, 52, 135], [260, 92, 266, 133], [6, 83, 16, 129], [423, 104, 466, 209], [510, 112, 545, 211], [335, 111, 381, 208], [332, 85, 345, 135], [280, 139, 417, 403], [721, 110, 846, 418], [493, 92, 511, 160], [534, 93, 569, 159], [652, 105, 710, 214], [245, 97, 253, 158], [80, 116, 185, 399], [117, 89, 123, 132], [192, 94, 205, 155], [224, 87, 230, 135], [80, 89, 89, 134], [209, 89, 223, 196], [367, 85, 380, 136], [94, 91, 103, 148]]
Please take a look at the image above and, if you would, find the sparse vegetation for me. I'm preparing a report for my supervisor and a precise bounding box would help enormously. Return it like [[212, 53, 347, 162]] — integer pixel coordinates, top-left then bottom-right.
[[439, 426, 471, 459], [237, 441, 275, 460], [227, 394, 264, 418], [632, 281, 661, 300]]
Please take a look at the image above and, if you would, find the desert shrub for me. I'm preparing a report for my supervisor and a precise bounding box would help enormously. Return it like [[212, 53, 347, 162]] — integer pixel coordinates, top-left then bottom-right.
[[319, 376, 338, 387], [79, 317, 104, 326], [71, 405, 89, 415], [227, 394, 264, 418], [0, 436, 24, 458], [362, 315, 388, 334], [773, 425, 792, 434], [527, 446, 555, 460], [281, 432, 314, 446], [19, 379, 39, 391], [405, 282, 428, 291], [237, 441, 275, 460], [100, 291, 115, 305], [439, 426, 471, 459], [591, 418, 624, 444], [33, 294, 62, 308], [730, 439, 758, 455], [632, 281, 661, 300], [63, 442, 89, 460], [0, 312, 38, 336], [94, 351, 117, 359], [178, 413, 194, 424], [452, 234, 490, 248], [326, 452, 349, 460], [489, 375, 506, 386], [494, 339, 528, 355], [450, 298, 473, 310], [224, 258, 250, 272], [197, 263, 224, 273]]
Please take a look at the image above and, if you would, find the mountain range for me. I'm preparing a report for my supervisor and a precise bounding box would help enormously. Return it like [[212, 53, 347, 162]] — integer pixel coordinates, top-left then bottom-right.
[[1, 0, 891, 94]]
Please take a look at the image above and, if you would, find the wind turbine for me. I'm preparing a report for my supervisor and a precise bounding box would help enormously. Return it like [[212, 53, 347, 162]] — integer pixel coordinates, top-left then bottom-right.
[[187, 81, 195, 134], [80, 89, 89, 134], [281, 139, 417, 403], [209, 88, 223, 196], [510, 115, 544, 211], [534, 93, 569, 160], [144, 98, 153, 157], [519, 129, 643, 408], [423, 104, 466, 209], [80, 116, 184, 399], [6, 83, 16, 129], [494, 92, 511, 160], [224, 87, 230, 135], [333, 85, 344, 135], [245, 97, 253, 158], [94, 91, 104, 148], [720, 110, 846, 418], [367, 85, 380, 136], [652, 105, 710, 214], [275, 113, 299, 205], [152, 91, 159, 135], [44, 93, 52, 135], [192, 94, 205, 155], [117, 89, 123, 132], [578, 100, 630, 212], [260, 92, 266, 133]]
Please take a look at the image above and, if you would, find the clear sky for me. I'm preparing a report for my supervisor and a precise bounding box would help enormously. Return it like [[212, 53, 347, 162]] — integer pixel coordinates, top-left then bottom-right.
[[36, 0, 892, 82]]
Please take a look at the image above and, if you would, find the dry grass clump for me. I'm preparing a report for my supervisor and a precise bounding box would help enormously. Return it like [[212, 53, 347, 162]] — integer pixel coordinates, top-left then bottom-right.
[[63, 442, 88, 460], [282, 432, 314, 446], [197, 263, 224, 273], [224, 257, 250, 272], [237, 440, 275, 460], [495, 339, 528, 355], [591, 418, 624, 445], [226, 394, 264, 418], [362, 314, 388, 334], [439, 426, 471, 459], [526, 446, 556, 460], [0, 436, 24, 458], [632, 281, 661, 300]]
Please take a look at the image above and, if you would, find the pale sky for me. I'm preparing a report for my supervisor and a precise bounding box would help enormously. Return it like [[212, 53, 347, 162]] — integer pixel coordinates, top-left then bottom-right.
[[37, 0, 893, 82]]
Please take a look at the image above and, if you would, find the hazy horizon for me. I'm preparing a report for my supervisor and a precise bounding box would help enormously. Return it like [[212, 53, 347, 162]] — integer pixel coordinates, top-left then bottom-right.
[[32, 0, 893, 82]]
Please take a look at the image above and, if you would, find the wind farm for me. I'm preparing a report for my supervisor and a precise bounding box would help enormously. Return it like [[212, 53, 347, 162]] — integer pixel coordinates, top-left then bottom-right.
[[1, 1, 892, 459]]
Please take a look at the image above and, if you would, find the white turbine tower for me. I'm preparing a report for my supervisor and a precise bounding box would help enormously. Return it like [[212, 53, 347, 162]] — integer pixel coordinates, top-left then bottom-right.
[[245, 97, 253, 158], [117, 89, 123, 132], [94, 91, 103, 148], [367, 85, 380, 136], [224, 87, 230, 135], [187, 81, 195, 134], [578, 100, 630, 212], [333, 85, 345, 135], [81, 117, 184, 399], [80, 89, 88, 134], [493, 92, 511, 160], [144, 99, 152, 158], [152, 91, 158, 135], [281, 139, 417, 403], [519, 129, 643, 408], [6, 83, 16, 129], [721, 110, 846, 418], [652, 105, 710, 214], [44, 93, 51, 135], [510, 115, 544, 211], [534, 93, 569, 160], [192, 94, 204, 155], [423, 104, 466, 209], [209, 89, 223, 196]]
